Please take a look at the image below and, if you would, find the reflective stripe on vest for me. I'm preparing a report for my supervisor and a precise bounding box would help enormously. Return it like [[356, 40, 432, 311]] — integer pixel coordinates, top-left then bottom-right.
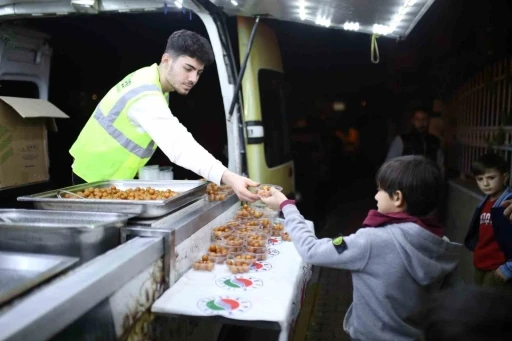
[[93, 84, 160, 159]]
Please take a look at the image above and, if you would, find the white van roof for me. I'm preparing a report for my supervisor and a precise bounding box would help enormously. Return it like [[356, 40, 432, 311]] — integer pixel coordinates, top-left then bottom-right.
[[0, 0, 435, 39], [218, 0, 436, 39]]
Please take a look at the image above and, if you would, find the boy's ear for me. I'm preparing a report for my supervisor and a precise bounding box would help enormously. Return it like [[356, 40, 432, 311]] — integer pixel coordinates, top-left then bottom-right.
[[393, 190, 406, 209], [504, 173, 510, 185]]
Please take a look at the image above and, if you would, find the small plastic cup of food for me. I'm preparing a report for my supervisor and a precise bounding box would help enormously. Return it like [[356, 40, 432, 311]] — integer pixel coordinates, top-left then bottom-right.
[[226, 253, 256, 274], [221, 233, 244, 252], [281, 231, 292, 242], [235, 204, 265, 219], [206, 243, 229, 263], [236, 225, 260, 239], [272, 220, 285, 237], [245, 232, 268, 256], [207, 190, 232, 202], [252, 250, 268, 261], [255, 184, 283, 198], [234, 209, 253, 220], [243, 219, 264, 227], [211, 225, 233, 241], [193, 255, 215, 271], [261, 225, 272, 236]]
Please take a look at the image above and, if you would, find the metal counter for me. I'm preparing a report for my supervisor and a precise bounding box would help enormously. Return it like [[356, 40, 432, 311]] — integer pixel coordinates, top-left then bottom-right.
[[0, 236, 164, 341]]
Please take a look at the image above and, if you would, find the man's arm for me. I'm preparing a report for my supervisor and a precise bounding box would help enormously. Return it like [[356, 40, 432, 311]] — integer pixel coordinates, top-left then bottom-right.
[[128, 95, 259, 201], [129, 95, 227, 184], [385, 135, 404, 162]]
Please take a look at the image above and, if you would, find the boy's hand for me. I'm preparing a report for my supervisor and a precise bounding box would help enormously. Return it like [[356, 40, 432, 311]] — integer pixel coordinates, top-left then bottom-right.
[[495, 268, 508, 282], [502, 200, 512, 221], [260, 187, 288, 211]]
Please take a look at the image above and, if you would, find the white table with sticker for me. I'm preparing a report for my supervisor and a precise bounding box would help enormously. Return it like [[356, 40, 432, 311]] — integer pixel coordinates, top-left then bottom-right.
[[151, 220, 314, 341]]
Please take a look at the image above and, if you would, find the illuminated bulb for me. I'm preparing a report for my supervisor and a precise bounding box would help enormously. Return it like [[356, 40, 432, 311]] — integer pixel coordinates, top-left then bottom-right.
[[174, 0, 182, 8], [343, 21, 359, 31], [299, 1, 306, 20], [231, 0, 238, 6]]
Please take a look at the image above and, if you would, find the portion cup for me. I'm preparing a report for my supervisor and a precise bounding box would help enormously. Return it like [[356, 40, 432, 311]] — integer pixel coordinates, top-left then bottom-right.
[[226, 253, 256, 274], [211, 224, 233, 241], [193, 255, 215, 271]]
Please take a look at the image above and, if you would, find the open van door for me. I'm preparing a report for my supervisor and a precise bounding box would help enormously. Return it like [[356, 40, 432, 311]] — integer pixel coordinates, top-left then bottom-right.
[[238, 17, 294, 196]]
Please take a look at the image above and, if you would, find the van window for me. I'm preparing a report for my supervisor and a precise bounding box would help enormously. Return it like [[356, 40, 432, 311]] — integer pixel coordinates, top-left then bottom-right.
[[258, 69, 291, 168]]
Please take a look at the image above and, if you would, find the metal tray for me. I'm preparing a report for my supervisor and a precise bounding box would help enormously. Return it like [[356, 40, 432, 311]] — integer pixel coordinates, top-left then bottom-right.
[[0, 209, 134, 263], [0, 251, 78, 306], [18, 180, 208, 218], [0, 209, 134, 230]]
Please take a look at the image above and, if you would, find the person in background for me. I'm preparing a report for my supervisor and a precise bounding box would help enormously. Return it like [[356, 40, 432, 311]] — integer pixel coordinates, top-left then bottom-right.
[[386, 108, 444, 170], [69, 29, 259, 202], [261, 155, 462, 341], [464, 153, 512, 289]]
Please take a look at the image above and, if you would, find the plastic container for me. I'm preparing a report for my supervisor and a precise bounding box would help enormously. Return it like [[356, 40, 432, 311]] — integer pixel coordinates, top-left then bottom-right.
[[138, 165, 160, 180], [193, 255, 215, 271], [254, 184, 283, 198], [221, 233, 244, 253], [211, 225, 233, 241], [206, 243, 229, 259], [159, 166, 174, 180], [271, 220, 285, 237], [245, 232, 268, 255], [226, 253, 256, 274], [281, 231, 292, 241]]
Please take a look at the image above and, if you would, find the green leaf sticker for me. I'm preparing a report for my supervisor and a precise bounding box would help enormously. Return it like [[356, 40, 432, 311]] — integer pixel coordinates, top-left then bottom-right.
[[333, 236, 343, 246]]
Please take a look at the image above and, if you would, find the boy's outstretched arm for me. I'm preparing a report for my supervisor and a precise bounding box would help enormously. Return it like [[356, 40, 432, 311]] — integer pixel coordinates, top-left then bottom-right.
[[261, 188, 371, 271]]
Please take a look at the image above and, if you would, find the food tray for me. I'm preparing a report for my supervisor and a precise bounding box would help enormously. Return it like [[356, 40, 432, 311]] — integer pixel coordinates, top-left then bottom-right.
[[18, 180, 208, 218], [0, 251, 78, 306], [0, 209, 134, 230]]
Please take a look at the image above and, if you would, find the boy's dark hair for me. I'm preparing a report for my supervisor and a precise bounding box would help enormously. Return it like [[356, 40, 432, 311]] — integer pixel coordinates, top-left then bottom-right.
[[377, 155, 443, 216], [165, 30, 214, 65], [416, 285, 512, 341], [471, 153, 508, 176]]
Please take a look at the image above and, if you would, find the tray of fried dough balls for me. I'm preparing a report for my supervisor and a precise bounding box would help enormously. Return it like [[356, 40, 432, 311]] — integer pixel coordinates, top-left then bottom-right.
[[18, 180, 208, 218]]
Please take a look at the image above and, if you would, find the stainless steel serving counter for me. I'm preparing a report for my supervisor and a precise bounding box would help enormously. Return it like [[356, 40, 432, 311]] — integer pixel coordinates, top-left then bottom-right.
[[0, 236, 164, 341]]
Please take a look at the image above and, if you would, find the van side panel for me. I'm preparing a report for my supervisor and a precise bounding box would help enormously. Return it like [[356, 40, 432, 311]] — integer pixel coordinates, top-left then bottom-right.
[[237, 16, 294, 195]]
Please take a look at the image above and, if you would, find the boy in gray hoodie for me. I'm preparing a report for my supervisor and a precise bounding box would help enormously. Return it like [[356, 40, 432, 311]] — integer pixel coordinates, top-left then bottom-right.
[[261, 155, 463, 341]]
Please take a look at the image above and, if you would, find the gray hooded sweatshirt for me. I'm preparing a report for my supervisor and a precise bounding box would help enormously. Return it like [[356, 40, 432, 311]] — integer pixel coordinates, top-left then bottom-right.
[[282, 205, 463, 341]]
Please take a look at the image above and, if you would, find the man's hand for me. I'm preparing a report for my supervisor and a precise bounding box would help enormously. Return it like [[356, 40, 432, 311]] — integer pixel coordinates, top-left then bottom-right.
[[503, 200, 512, 221], [221, 170, 259, 202], [260, 187, 288, 211]]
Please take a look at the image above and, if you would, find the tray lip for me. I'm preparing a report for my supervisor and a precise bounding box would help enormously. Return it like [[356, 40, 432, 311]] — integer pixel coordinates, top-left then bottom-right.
[[0, 251, 79, 306], [17, 180, 208, 206], [0, 209, 136, 230]]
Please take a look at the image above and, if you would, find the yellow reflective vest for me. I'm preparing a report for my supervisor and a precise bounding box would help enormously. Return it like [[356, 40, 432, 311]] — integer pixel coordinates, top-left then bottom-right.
[[70, 64, 168, 182]]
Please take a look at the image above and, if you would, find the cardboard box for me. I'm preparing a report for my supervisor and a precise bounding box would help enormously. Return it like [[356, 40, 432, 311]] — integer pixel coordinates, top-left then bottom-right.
[[0, 96, 68, 189]]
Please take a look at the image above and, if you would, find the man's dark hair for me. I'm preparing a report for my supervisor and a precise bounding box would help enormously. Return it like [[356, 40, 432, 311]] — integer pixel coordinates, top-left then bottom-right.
[[376, 155, 443, 216], [471, 153, 509, 176], [416, 285, 512, 341], [165, 30, 214, 65], [411, 107, 431, 117]]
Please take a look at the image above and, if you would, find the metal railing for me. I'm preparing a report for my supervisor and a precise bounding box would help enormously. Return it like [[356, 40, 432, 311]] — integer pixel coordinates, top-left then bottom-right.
[[453, 57, 512, 177]]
